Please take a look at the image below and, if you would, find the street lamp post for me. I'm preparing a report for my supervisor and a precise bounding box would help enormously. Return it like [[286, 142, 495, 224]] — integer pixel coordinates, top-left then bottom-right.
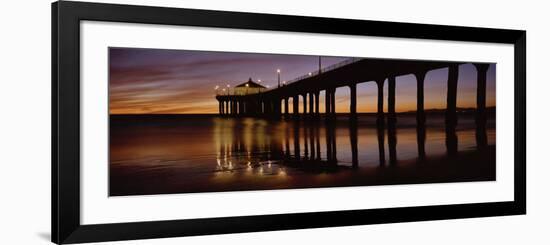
[[277, 69, 281, 88], [319, 56, 322, 74]]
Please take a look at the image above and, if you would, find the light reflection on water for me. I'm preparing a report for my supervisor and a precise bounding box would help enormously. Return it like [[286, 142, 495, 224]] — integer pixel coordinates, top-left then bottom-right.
[[109, 114, 495, 196]]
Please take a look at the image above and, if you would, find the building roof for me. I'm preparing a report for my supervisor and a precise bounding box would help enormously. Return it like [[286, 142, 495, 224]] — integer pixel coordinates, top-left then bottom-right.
[[235, 78, 266, 88]]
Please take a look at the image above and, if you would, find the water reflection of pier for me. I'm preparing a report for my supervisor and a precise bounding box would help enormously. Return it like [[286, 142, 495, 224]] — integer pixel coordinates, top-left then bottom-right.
[[215, 59, 490, 130], [214, 58, 492, 173], [215, 115, 489, 173]]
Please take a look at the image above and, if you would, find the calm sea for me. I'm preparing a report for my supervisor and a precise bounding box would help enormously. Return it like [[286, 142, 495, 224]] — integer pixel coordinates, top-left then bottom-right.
[[109, 114, 495, 196]]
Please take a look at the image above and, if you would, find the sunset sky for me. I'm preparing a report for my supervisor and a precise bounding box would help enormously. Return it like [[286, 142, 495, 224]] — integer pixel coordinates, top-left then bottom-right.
[[109, 48, 496, 114]]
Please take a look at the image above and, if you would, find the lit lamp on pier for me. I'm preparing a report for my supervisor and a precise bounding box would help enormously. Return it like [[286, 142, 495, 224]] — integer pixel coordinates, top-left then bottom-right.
[[214, 85, 219, 95], [226, 84, 230, 95]]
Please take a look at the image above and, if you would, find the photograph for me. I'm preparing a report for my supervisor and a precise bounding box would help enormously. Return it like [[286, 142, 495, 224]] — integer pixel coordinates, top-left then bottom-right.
[[43, 1, 532, 243], [108, 47, 496, 196]]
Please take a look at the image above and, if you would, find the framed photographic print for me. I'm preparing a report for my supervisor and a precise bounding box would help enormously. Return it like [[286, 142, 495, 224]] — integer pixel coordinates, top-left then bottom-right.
[[52, 1, 526, 244]]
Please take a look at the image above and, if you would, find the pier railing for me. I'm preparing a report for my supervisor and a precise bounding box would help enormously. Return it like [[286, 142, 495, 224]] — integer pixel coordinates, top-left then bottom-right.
[[215, 57, 363, 96], [277, 57, 363, 90]]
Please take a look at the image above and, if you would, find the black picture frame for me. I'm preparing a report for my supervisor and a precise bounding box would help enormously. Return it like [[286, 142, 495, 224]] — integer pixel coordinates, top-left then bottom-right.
[[52, 1, 526, 244]]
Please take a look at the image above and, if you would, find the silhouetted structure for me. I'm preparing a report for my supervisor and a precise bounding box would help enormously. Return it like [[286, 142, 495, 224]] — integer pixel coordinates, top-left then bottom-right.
[[215, 57, 492, 167], [216, 59, 490, 124], [234, 78, 266, 95]]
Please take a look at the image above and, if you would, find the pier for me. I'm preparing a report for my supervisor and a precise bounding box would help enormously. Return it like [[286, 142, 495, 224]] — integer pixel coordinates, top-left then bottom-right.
[[215, 58, 490, 129]]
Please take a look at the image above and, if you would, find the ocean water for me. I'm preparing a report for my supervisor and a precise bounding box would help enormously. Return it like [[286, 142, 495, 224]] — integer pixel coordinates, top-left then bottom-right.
[[109, 114, 495, 196]]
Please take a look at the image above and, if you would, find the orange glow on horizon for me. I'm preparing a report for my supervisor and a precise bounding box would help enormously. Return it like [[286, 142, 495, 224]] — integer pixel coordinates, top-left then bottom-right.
[[109, 48, 496, 115]]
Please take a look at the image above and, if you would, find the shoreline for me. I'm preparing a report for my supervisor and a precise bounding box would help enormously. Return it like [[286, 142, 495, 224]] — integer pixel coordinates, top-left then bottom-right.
[[110, 145, 496, 197]]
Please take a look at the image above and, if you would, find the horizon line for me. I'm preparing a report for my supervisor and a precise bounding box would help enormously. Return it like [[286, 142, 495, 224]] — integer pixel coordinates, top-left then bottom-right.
[[109, 106, 496, 116]]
